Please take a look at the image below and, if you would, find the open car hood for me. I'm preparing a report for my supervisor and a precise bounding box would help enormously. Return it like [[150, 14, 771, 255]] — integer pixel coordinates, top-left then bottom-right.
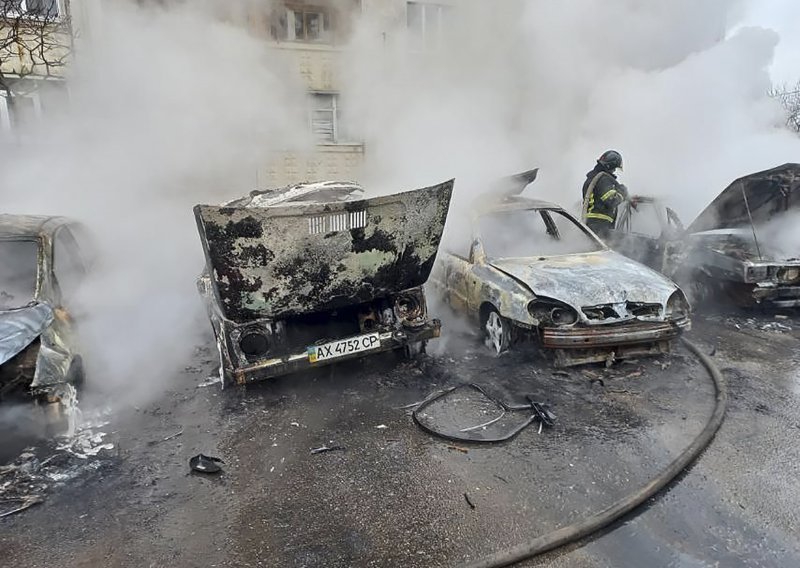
[[0, 302, 53, 366], [195, 180, 454, 322], [687, 163, 800, 234]]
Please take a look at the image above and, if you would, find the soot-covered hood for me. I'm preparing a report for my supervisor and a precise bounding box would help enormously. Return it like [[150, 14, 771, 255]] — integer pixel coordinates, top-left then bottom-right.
[[195, 180, 454, 322]]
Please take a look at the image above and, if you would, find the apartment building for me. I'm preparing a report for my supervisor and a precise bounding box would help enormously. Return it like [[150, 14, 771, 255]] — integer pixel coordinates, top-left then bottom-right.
[[1, 0, 454, 184], [254, 0, 454, 186]]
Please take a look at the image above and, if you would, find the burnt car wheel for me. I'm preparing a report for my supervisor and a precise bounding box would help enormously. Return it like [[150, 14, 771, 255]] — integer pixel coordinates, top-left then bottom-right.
[[483, 308, 511, 355], [403, 340, 427, 359]]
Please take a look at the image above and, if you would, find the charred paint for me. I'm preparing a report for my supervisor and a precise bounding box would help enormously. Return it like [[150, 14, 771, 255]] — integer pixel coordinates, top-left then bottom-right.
[[194, 180, 454, 322]]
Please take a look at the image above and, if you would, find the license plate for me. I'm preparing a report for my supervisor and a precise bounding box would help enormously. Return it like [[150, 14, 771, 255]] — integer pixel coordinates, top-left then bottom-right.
[[308, 333, 381, 363]]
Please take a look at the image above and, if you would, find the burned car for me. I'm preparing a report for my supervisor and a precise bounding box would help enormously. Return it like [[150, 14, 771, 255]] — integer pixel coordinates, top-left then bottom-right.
[[0, 215, 88, 405], [431, 170, 691, 367], [194, 180, 453, 385], [612, 163, 800, 307]]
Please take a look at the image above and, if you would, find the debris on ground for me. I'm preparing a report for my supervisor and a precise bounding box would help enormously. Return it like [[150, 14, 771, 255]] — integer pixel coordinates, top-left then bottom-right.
[[1, 440, 112, 516], [310, 445, 345, 455], [412, 383, 556, 443], [446, 445, 469, 454], [189, 454, 224, 474], [147, 430, 183, 446], [705, 314, 794, 333], [0, 495, 44, 518], [463, 492, 476, 510]]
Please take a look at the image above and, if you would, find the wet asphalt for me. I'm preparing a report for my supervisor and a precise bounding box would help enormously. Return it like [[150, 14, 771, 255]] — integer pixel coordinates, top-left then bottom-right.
[[1, 312, 799, 568]]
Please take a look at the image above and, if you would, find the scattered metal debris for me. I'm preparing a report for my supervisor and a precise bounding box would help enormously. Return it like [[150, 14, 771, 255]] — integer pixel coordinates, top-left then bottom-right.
[[148, 430, 183, 446], [0, 495, 43, 518], [463, 492, 476, 510], [310, 445, 345, 455], [446, 445, 469, 454], [189, 454, 224, 474]]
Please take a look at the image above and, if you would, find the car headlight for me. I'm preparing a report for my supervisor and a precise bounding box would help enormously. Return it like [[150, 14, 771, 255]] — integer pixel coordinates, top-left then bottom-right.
[[528, 298, 579, 326], [239, 332, 270, 358], [745, 265, 769, 283], [665, 291, 690, 318], [394, 289, 426, 326], [777, 267, 800, 283]]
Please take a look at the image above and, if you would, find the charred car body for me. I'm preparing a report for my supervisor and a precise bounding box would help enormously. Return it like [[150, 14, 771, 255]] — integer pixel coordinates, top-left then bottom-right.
[[0, 215, 88, 405], [612, 163, 800, 308], [432, 170, 691, 367], [195, 180, 453, 385]]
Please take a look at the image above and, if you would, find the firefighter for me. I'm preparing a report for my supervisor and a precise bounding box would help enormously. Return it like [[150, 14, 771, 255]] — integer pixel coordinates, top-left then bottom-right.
[[581, 149, 630, 240]]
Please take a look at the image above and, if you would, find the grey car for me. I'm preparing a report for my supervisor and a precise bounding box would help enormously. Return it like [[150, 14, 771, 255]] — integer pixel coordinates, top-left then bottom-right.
[[0, 215, 89, 406], [612, 163, 800, 308], [431, 171, 691, 367]]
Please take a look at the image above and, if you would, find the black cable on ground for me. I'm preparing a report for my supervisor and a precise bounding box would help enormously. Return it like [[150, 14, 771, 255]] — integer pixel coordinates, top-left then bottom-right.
[[463, 338, 727, 568], [411, 383, 555, 443]]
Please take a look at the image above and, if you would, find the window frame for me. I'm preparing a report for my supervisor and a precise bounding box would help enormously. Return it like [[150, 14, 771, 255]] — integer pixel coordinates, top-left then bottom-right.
[[0, 0, 62, 20], [406, 1, 450, 50], [276, 3, 334, 44], [51, 225, 86, 305], [308, 92, 354, 145], [0, 89, 43, 132]]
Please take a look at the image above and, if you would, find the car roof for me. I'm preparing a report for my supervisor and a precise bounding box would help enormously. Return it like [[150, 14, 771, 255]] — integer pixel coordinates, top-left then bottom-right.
[[474, 195, 564, 215], [0, 214, 73, 239]]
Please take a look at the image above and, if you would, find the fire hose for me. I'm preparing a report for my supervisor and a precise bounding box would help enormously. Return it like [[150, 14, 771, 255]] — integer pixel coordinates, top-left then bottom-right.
[[463, 338, 727, 568]]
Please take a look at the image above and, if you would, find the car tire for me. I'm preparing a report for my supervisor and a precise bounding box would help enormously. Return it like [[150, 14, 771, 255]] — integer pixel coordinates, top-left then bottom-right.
[[66, 356, 86, 389], [684, 272, 715, 307], [482, 307, 511, 355]]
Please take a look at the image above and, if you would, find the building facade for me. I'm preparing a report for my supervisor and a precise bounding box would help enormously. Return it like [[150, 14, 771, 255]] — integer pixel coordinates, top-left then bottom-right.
[[1, 0, 454, 185]]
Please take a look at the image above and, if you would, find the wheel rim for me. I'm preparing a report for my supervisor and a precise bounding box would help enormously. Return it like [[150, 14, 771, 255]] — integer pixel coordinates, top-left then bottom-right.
[[485, 311, 504, 354]]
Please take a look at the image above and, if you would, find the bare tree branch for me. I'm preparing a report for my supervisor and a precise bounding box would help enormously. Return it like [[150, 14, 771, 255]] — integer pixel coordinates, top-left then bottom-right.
[[0, 0, 73, 103], [769, 79, 800, 134]]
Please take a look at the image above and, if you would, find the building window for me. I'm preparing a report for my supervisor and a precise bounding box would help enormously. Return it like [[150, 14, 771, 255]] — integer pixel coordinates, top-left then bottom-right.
[[407, 2, 451, 50], [309, 93, 350, 144], [272, 5, 334, 44], [0, 0, 60, 18], [0, 92, 40, 131]]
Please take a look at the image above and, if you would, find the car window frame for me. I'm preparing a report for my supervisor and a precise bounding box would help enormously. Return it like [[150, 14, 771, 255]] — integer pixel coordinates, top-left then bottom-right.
[[0, 236, 43, 305], [51, 225, 87, 306], [475, 206, 604, 260]]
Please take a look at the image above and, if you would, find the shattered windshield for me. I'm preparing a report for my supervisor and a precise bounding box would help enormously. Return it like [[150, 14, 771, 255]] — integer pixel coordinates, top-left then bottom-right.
[[479, 209, 603, 259], [0, 240, 39, 309]]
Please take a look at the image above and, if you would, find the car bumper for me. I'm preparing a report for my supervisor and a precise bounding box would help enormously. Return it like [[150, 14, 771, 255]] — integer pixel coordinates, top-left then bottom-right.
[[541, 317, 691, 349], [229, 321, 440, 385], [752, 284, 800, 308]]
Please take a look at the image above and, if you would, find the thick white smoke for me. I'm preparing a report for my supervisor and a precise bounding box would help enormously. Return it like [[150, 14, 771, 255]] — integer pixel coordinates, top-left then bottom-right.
[[1, 2, 311, 403], [342, 0, 800, 226], [1, 0, 799, 406]]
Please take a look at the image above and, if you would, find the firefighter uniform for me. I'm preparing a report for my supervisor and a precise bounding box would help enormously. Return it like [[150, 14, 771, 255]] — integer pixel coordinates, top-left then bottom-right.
[[581, 164, 628, 240]]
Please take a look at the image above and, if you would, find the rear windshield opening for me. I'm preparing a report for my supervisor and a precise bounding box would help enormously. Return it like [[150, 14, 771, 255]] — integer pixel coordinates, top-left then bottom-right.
[[0, 240, 38, 310], [479, 209, 603, 258]]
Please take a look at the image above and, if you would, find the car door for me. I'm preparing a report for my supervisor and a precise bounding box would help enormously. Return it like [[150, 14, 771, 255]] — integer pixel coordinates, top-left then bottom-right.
[[611, 200, 668, 270]]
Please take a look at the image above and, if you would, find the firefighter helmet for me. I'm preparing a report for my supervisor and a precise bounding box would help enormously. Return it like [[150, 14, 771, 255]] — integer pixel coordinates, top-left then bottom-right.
[[597, 150, 623, 171]]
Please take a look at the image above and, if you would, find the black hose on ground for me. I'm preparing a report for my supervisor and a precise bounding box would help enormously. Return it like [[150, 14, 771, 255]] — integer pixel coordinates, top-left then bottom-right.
[[464, 338, 727, 568]]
